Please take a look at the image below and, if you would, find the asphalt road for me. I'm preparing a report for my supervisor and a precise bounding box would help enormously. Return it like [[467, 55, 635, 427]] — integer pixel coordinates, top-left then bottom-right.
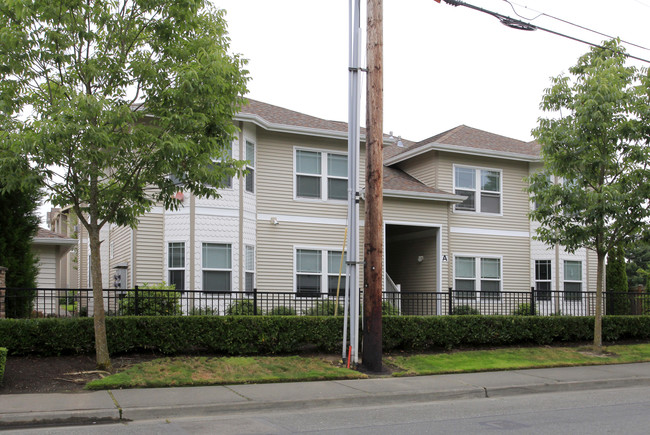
[[7, 385, 650, 434]]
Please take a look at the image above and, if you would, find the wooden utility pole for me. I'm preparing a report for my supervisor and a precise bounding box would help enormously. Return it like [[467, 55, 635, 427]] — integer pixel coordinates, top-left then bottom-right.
[[363, 0, 383, 372]]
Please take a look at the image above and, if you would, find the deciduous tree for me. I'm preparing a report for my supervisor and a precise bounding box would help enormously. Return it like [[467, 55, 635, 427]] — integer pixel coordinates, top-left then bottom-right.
[[0, 0, 249, 370], [527, 39, 650, 351]]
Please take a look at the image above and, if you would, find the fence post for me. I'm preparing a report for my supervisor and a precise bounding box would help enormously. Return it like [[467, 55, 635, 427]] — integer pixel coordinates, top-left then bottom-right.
[[530, 286, 536, 316], [134, 285, 140, 316], [253, 288, 258, 315], [448, 287, 453, 315], [0, 266, 7, 319]]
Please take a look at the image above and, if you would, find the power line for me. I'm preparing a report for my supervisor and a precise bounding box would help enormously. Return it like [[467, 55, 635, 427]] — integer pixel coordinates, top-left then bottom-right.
[[440, 0, 650, 64], [503, 0, 650, 52]]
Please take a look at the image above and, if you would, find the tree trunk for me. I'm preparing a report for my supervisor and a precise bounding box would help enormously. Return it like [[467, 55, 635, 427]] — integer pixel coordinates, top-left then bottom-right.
[[88, 224, 112, 371], [593, 250, 605, 352]]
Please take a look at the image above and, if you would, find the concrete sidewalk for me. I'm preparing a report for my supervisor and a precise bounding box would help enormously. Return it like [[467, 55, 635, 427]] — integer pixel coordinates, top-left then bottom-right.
[[2, 362, 650, 428]]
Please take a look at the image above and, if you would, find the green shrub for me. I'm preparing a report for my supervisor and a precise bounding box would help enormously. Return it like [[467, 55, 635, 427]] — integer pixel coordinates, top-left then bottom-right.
[[305, 301, 344, 316], [268, 306, 297, 316], [188, 306, 219, 316], [382, 301, 400, 315], [0, 347, 6, 385], [118, 282, 181, 316], [451, 305, 480, 315], [226, 299, 257, 315], [511, 303, 536, 316]]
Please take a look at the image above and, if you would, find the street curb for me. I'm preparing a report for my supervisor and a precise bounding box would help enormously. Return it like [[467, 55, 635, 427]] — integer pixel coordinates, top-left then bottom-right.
[[484, 377, 650, 398], [0, 409, 121, 429]]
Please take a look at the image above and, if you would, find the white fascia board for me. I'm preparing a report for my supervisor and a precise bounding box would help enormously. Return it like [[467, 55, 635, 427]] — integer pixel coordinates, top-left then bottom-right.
[[33, 238, 78, 246], [385, 143, 541, 166], [234, 113, 396, 146], [383, 189, 465, 203]]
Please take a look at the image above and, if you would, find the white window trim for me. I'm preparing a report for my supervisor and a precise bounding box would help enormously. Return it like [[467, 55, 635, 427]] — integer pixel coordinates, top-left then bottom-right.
[[453, 254, 503, 300], [244, 244, 255, 292], [562, 259, 584, 302], [293, 146, 348, 203], [201, 241, 233, 293], [166, 241, 186, 290], [294, 246, 347, 297], [245, 139, 255, 194], [453, 164, 503, 216], [210, 139, 236, 191], [534, 259, 553, 301]]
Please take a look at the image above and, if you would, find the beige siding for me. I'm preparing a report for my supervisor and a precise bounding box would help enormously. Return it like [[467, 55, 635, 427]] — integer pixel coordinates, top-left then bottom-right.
[[256, 131, 352, 219], [134, 213, 164, 285], [34, 246, 56, 288], [110, 225, 132, 288], [449, 233, 530, 291], [437, 153, 531, 232], [395, 150, 438, 187], [257, 221, 348, 292]]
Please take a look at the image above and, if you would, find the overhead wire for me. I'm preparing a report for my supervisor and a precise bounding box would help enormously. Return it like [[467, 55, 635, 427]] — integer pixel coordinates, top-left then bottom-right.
[[502, 0, 650, 52], [440, 0, 650, 64]]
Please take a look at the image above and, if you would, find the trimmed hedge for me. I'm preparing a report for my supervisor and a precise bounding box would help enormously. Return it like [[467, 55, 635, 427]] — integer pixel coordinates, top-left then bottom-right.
[[0, 347, 6, 385], [1, 315, 650, 357]]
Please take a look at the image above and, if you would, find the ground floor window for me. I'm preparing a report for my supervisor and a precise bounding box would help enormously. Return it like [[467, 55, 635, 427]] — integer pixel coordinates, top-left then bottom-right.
[[564, 260, 582, 301], [202, 243, 232, 292], [245, 245, 255, 294], [535, 260, 551, 301], [296, 249, 346, 297], [454, 256, 501, 299], [168, 242, 185, 291]]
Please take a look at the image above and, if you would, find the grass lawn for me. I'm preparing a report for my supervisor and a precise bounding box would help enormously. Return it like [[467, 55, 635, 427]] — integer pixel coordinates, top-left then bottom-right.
[[85, 355, 365, 390], [387, 343, 650, 376]]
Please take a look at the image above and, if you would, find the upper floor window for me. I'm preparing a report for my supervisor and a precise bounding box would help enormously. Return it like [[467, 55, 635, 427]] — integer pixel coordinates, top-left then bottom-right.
[[245, 140, 255, 193], [454, 166, 501, 214], [295, 149, 347, 201]]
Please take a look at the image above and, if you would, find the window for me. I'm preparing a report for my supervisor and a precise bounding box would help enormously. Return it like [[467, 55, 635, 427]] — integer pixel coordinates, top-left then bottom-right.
[[328, 250, 346, 296], [296, 249, 346, 297], [245, 245, 255, 294], [245, 140, 255, 193], [212, 141, 233, 188], [296, 249, 321, 296], [296, 149, 348, 200], [454, 166, 501, 214], [202, 243, 231, 292], [564, 260, 582, 301], [454, 256, 501, 299], [535, 260, 552, 301], [168, 242, 185, 291]]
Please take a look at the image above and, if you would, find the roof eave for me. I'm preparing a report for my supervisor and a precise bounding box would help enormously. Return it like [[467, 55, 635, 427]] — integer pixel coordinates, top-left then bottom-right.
[[385, 143, 541, 165], [383, 189, 465, 203]]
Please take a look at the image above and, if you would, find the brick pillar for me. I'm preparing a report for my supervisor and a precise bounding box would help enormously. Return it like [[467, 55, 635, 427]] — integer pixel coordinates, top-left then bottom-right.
[[0, 266, 7, 319]]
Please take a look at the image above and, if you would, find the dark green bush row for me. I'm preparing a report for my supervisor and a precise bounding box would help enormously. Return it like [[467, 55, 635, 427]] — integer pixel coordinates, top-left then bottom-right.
[[1, 315, 650, 357], [0, 347, 6, 385]]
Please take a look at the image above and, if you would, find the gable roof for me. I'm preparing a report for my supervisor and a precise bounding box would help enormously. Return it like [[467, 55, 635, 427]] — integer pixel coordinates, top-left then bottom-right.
[[383, 167, 463, 202], [385, 125, 541, 164]]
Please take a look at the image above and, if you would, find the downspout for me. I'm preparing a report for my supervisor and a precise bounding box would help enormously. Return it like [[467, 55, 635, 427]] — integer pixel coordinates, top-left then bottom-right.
[[239, 123, 245, 292], [190, 192, 195, 290]]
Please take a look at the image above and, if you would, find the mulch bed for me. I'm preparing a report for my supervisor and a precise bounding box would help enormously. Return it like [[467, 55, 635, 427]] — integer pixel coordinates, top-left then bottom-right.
[[0, 354, 159, 394]]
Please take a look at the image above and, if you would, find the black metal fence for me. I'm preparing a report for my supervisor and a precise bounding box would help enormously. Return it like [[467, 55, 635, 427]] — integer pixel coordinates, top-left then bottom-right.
[[1, 287, 649, 319]]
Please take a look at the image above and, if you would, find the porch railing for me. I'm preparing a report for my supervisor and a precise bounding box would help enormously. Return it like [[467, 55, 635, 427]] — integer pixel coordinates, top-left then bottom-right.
[[1, 287, 648, 318]]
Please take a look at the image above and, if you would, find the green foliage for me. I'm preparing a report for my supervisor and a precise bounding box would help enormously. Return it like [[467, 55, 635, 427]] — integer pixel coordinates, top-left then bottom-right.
[[607, 246, 630, 315], [0, 347, 6, 385], [118, 283, 181, 316], [626, 236, 650, 290], [4, 316, 650, 357], [0, 182, 40, 318], [226, 299, 257, 315], [268, 306, 297, 316], [305, 301, 344, 316], [511, 303, 536, 316], [382, 301, 400, 316], [451, 305, 480, 315]]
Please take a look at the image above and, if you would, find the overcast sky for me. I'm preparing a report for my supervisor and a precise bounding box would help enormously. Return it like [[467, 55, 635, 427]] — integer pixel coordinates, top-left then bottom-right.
[[213, 0, 650, 142]]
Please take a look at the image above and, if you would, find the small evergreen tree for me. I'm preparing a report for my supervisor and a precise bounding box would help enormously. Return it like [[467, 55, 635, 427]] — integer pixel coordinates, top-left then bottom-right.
[[606, 246, 629, 315], [0, 183, 40, 318]]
